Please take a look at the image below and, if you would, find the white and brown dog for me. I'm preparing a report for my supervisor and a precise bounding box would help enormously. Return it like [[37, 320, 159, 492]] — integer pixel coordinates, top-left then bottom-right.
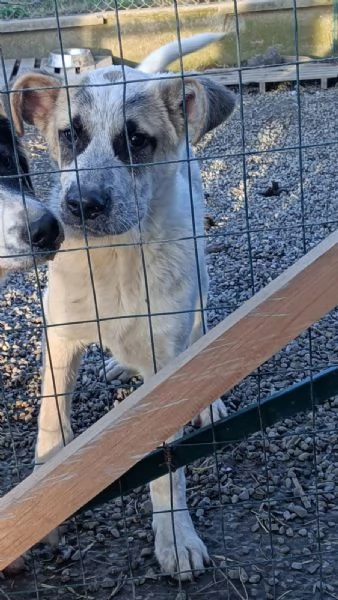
[[11, 34, 235, 578], [0, 99, 63, 283]]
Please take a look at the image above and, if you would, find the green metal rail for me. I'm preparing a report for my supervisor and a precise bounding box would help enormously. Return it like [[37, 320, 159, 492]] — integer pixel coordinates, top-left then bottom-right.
[[81, 366, 338, 513]]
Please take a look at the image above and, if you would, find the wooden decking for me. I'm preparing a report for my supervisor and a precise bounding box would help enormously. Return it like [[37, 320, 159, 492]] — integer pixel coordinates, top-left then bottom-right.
[[205, 61, 338, 92], [1, 56, 338, 92]]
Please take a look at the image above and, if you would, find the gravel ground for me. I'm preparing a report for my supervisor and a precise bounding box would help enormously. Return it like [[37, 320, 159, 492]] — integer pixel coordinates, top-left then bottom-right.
[[2, 84, 338, 599]]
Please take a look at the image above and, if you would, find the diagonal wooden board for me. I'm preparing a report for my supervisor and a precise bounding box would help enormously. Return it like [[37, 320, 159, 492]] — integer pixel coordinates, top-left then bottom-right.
[[1, 230, 338, 569]]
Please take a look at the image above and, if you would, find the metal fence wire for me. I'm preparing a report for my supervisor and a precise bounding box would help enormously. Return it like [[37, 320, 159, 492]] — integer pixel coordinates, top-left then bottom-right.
[[0, 0, 220, 19], [1, 0, 338, 598]]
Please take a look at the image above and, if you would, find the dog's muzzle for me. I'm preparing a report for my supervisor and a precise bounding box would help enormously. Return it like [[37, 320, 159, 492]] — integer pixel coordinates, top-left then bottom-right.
[[66, 184, 108, 220]]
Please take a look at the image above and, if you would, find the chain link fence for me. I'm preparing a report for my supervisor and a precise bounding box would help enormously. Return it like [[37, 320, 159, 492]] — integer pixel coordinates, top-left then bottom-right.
[[0, 0, 222, 19]]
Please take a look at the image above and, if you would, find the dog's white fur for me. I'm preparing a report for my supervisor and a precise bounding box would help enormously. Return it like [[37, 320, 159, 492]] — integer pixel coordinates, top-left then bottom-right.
[[11, 34, 235, 578]]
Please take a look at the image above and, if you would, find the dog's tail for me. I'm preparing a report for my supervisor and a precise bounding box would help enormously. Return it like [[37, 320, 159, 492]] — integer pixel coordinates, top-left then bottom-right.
[[138, 32, 224, 74]]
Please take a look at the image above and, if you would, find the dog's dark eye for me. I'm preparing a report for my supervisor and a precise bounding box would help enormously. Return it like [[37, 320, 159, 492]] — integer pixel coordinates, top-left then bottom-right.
[[1, 155, 14, 171], [113, 120, 156, 164], [60, 127, 78, 144], [59, 117, 89, 165], [129, 133, 148, 150]]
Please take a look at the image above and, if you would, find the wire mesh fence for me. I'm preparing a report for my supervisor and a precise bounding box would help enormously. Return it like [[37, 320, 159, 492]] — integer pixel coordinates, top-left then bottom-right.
[[1, 0, 338, 598], [0, 0, 221, 19]]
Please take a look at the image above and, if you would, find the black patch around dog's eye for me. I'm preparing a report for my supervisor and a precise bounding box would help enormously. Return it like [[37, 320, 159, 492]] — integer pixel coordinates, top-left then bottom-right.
[[0, 114, 16, 148], [129, 132, 149, 151], [113, 119, 156, 166], [1, 154, 14, 171], [58, 115, 90, 164], [0, 148, 16, 180], [61, 127, 76, 144], [0, 115, 34, 192]]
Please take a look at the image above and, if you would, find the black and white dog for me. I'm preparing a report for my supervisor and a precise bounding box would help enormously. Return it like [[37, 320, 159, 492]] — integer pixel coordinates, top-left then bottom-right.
[[0, 98, 63, 283]]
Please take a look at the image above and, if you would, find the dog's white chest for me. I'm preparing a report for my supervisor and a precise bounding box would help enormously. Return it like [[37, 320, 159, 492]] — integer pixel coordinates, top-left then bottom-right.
[[47, 242, 146, 334], [45, 230, 205, 368]]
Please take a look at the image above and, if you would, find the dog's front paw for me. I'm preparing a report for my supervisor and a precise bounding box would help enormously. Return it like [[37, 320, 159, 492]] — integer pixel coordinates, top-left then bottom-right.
[[193, 398, 228, 428], [99, 357, 138, 383], [153, 511, 209, 580]]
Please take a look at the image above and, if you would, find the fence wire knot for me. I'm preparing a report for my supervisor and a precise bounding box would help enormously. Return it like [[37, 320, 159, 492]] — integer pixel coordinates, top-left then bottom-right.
[[162, 443, 177, 472]]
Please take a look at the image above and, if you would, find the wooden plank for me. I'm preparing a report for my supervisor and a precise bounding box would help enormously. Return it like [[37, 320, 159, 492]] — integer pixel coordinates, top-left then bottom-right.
[[2, 230, 338, 569], [0, 59, 16, 88], [4, 58, 336, 91], [0, 13, 107, 33], [205, 62, 338, 87]]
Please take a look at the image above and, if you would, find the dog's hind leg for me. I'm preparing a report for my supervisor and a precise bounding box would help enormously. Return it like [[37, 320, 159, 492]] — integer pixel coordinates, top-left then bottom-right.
[[35, 328, 83, 466], [189, 308, 228, 427]]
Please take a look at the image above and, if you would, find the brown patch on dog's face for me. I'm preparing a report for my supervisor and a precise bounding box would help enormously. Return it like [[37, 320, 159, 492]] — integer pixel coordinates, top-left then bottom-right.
[[153, 76, 236, 144], [11, 73, 61, 137]]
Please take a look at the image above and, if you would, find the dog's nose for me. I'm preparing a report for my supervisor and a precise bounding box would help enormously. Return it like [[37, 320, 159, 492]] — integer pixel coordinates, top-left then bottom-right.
[[66, 186, 107, 220], [29, 213, 61, 249]]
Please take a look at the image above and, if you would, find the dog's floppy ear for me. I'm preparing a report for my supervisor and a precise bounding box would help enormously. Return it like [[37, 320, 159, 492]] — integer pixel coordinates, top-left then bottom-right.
[[10, 73, 61, 136], [158, 76, 235, 144]]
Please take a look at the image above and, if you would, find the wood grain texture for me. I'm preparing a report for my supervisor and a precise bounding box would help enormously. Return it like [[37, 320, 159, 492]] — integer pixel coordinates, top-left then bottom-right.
[[205, 62, 338, 87], [2, 230, 338, 569], [3, 58, 335, 92]]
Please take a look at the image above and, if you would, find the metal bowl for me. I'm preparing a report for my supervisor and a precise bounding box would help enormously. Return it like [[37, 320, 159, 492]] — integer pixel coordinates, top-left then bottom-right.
[[47, 48, 94, 70]]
